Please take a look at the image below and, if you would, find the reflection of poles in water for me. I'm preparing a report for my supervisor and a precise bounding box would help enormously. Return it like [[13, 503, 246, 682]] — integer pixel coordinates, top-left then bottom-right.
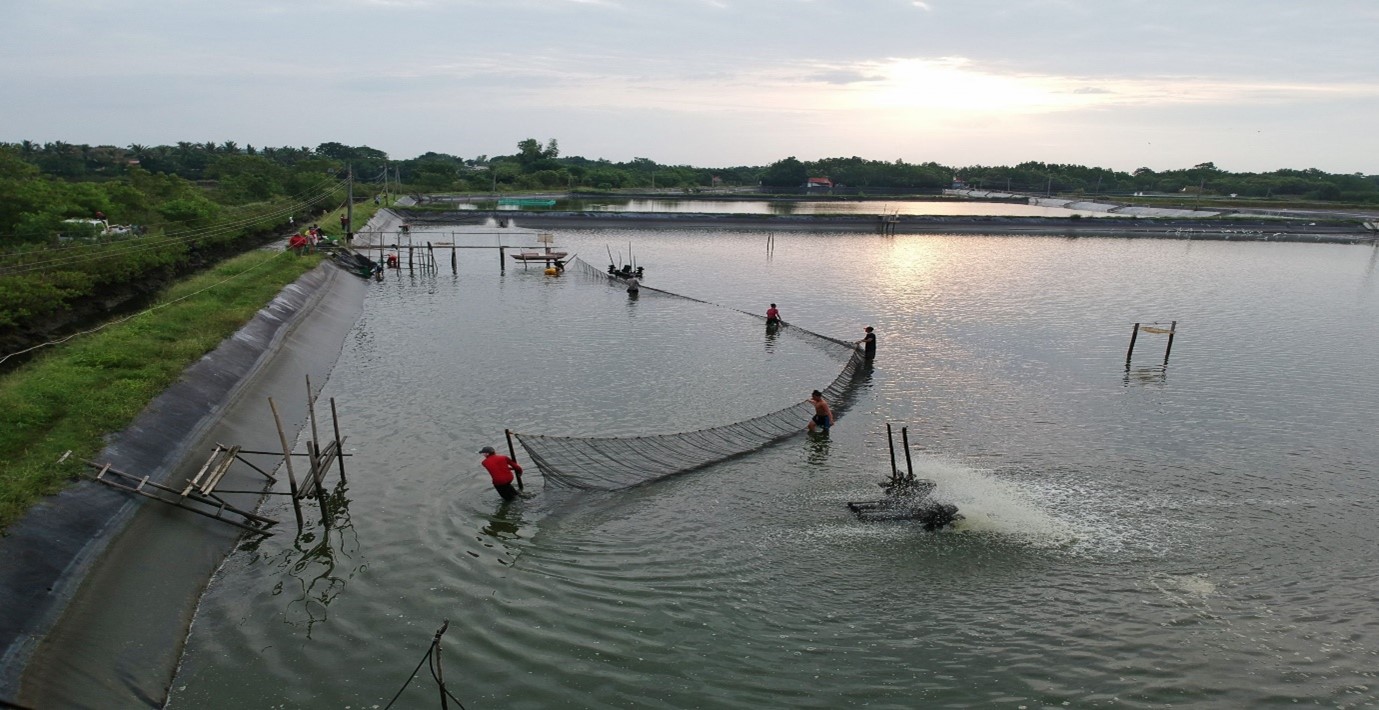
[[254, 480, 361, 637]]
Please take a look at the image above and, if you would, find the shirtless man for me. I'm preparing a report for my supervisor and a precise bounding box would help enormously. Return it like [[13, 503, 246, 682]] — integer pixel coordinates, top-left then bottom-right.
[[807, 390, 833, 432]]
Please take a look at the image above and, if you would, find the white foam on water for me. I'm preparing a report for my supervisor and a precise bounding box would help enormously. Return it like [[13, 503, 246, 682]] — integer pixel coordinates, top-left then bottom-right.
[[914, 455, 1088, 549]]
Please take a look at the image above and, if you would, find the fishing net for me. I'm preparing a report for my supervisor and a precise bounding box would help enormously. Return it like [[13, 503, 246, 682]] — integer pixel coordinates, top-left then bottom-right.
[[511, 257, 870, 491]]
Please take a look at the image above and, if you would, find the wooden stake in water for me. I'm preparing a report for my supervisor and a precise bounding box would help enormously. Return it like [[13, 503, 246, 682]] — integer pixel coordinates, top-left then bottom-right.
[[1125, 322, 1141, 368], [330, 397, 347, 483], [433, 620, 451, 709], [886, 423, 899, 483], [268, 397, 304, 530], [505, 429, 524, 490], [901, 426, 916, 482], [1163, 320, 1178, 367]]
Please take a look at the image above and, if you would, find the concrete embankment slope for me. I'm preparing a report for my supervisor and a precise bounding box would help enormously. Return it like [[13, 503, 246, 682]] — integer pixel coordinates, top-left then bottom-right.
[[0, 210, 398, 708]]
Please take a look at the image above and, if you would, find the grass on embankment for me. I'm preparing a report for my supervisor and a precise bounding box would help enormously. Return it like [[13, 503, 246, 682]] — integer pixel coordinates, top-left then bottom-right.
[[0, 249, 325, 532]]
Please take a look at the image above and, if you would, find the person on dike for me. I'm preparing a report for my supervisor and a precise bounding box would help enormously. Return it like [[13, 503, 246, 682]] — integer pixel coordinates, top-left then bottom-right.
[[479, 446, 524, 501], [766, 303, 782, 325], [856, 326, 876, 360], [807, 390, 833, 433]]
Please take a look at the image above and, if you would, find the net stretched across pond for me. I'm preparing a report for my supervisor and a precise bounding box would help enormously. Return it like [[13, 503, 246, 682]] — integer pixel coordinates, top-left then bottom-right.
[[511, 257, 869, 491]]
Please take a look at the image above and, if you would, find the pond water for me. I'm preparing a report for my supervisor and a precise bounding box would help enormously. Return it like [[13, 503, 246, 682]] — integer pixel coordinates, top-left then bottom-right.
[[456, 198, 1113, 218], [168, 229, 1379, 708]]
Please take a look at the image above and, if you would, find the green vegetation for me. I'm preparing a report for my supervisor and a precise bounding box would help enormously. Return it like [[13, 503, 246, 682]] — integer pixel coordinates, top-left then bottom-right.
[[0, 250, 322, 531], [955, 161, 1379, 204], [0, 143, 371, 357]]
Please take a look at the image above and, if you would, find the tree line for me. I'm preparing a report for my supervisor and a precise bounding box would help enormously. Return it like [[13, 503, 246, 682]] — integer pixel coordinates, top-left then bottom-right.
[[6, 139, 1377, 247]]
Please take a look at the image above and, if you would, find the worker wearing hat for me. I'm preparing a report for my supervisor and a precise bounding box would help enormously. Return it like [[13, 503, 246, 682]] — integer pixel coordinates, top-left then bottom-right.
[[479, 446, 524, 501]]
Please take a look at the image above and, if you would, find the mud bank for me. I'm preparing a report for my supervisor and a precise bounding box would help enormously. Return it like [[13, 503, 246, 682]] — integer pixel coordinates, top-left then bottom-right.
[[0, 212, 396, 708], [399, 209, 1378, 244]]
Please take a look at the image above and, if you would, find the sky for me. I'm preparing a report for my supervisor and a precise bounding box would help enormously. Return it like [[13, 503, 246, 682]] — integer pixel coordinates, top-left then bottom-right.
[[4, 0, 1379, 174]]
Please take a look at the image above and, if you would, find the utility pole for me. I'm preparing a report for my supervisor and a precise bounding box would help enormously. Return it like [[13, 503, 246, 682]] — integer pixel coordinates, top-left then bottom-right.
[[345, 164, 353, 242]]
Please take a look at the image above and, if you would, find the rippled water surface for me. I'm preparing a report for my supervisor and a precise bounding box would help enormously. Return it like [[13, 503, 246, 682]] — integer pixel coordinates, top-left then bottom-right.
[[169, 230, 1379, 708]]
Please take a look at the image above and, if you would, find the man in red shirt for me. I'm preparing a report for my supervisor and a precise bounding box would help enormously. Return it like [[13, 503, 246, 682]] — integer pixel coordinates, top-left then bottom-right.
[[479, 446, 524, 501]]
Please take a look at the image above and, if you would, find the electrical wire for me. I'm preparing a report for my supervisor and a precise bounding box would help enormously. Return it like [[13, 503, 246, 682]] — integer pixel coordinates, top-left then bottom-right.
[[1, 180, 345, 275], [0, 250, 292, 365]]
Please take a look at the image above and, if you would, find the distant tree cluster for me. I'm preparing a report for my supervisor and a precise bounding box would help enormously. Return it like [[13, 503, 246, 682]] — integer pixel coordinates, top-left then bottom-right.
[[955, 161, 1379, 202]]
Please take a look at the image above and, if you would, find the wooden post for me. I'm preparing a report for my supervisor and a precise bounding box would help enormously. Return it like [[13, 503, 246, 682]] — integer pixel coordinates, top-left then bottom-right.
[[1125, 322, 1141, 368], [886, 423, 898, 483], [330, 397, 346, 483], [268, 397, 304, 529], [408, 243, 414, 273], [309, 439, 331, 526], [434, 620, 451, 709], [305, 375, 321, 463], [901, 426, 915, 482], [451, 246, 457, 274], [499, 246, 506, 272], [1163, 320, 1178, 367], [505, 429, 523, 490]]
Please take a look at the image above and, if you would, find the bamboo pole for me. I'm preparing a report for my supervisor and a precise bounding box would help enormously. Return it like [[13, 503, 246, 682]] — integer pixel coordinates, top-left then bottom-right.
[[330, 397, 347, 483], [901, 426, 915, 482], [505, 429, 524, 490], [305, 375, 321, 466], [268, 397, 304, 529], [309, 439, 331, 526], [886, 423, 898, 483], [1163, 320, 1178, 367], [434, 620, 451, 709], [1125, 322, 1141, 368]]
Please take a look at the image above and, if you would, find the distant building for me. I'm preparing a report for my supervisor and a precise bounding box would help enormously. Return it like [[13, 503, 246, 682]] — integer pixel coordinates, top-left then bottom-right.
[[805, 177, 833, 190], [710, 175, 722, 187]]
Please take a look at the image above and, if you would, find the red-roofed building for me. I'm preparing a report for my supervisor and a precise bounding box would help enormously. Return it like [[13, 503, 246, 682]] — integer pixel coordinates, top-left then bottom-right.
[[805, 177, 833, 190]]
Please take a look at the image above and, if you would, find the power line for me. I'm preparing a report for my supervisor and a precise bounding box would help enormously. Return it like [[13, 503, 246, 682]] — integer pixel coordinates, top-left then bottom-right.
[[1, 180, 346, 276], [0, 250, 294, 365]]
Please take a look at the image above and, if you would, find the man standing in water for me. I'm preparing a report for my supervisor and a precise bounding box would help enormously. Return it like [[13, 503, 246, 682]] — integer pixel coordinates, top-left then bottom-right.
[[857, 326, 876, 360], [766, 303, 782, 325], [625, 273, 640, 295], [479, 446, 524, 501], [807, 390, 833, 433]]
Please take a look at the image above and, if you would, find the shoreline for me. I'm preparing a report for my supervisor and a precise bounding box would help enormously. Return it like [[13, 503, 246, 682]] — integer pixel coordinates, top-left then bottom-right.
[[398, 210, 1379, 244], [0, 209, 402, 707]]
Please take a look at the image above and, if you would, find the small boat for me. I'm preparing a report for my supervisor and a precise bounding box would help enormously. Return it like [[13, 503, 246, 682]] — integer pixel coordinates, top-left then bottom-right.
[[510, 250, 569, 261], [509, 232, 567, 262]]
